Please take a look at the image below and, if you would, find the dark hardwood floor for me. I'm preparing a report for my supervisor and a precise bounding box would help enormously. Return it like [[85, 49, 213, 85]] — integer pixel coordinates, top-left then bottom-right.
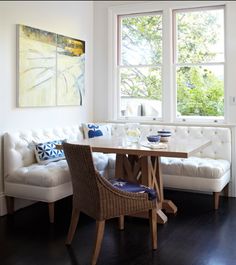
[[0, 190, 236, 265]]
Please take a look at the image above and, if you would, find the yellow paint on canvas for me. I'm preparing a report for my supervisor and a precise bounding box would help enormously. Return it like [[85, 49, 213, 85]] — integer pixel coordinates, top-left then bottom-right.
[[57, 53, 85, 105], [18, 25, 85, 107], [18, 25, 57, 107], [57, 35, 85, 106]]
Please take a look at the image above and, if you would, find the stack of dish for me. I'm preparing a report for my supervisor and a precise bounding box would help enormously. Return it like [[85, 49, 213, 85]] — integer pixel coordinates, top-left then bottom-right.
[[158, 130, 172, 142]]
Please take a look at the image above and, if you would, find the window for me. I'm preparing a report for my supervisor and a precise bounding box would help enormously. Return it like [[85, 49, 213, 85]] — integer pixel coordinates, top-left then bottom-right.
[[174, 6, 225, 121], [111, 4, 225, 123], [118, 12, 163, 119]]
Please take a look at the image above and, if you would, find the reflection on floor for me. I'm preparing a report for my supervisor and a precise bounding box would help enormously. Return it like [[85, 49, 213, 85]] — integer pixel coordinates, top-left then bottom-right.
[[0, 190, 235, 265]]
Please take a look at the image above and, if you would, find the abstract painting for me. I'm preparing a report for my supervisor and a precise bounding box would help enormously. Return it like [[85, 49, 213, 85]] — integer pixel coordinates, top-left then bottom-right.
[[57, 35, 85, 106], [17, 25, 85, 107]]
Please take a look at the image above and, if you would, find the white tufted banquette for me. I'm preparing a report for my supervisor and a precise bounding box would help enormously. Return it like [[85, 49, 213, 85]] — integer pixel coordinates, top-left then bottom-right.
[[3, 123, 231, 220], [109, 124, 231, 208], [3, 125, 110, 222]]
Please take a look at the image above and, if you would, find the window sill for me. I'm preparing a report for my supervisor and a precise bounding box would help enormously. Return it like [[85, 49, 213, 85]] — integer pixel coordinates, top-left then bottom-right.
[[101, 119, 236, 128]]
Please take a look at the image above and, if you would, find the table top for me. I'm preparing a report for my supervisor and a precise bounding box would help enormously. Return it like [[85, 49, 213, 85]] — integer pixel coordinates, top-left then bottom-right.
[[63, 136, 211, 158]]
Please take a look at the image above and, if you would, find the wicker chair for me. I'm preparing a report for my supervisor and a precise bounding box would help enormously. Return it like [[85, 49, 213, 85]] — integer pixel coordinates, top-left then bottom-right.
[[63, 143, 157, 265]]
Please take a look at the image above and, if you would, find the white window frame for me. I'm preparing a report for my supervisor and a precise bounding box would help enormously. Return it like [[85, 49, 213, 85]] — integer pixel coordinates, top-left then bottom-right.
[[108, 1, 227, 124], [173, 5, 225, 123], [117, 11, 163, 121]]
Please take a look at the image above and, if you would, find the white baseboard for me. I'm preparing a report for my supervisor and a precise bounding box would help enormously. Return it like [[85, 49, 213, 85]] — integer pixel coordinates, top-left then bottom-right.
[[0, 192, 35, 216]]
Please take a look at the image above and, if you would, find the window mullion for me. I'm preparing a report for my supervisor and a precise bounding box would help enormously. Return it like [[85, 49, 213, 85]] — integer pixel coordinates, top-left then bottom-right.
[[162, 8, 173, 123]]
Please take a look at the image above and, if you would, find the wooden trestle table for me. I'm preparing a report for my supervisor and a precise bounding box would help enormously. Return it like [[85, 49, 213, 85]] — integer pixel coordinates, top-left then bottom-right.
[[58, 136, 210, 224]]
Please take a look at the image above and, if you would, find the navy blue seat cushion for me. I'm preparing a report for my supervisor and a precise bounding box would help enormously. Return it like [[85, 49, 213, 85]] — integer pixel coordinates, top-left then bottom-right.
[[109, 178, 157, 201]]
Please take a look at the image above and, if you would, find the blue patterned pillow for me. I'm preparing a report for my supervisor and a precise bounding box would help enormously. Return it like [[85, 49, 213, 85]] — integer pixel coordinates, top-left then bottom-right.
[[109, 178, 157, 200], [82, 123, 111, 139], [34, 139, 66, 165]]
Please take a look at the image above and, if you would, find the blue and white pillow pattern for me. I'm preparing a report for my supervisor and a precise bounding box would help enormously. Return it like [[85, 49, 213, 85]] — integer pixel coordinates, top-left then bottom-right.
[[82, 123, 111, 139], [109, 178, 157, 200], [34, 139, 66, 165]]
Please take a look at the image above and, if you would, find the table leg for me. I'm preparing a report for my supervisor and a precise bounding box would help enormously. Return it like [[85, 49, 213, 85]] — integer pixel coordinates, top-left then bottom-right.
[[139, 156, 167, 224], [140, 156, 177, 224], [115, 154, 177, 224], [155, 157, 177, 215], [115, 154, 141, 182], [115, 154, 125, 179]]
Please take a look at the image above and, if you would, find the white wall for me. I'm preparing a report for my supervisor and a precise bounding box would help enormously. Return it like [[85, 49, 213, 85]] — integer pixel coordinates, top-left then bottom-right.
[[0, 1, 94, 213], [93, 1, 145, 121], [93, 1, 236, 124]]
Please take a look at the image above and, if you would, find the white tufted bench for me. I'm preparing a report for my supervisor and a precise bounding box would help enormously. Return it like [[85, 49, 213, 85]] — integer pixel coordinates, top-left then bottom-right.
[[3, 126, 110, 222], [3, 123, 231, 222], [108, 124, 231, 209]]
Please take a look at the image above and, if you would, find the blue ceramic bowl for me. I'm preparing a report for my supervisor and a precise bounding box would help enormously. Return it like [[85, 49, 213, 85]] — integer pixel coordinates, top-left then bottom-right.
[[158, 130, 172, 137], [147, 135, 161, 143]]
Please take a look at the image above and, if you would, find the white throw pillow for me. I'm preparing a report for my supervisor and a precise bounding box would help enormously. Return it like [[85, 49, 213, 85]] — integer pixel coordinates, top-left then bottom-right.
[[82, 123, 111, 139]]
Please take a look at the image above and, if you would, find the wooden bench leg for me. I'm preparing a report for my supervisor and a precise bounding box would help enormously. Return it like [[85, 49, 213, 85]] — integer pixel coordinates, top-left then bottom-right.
[[48, 202, 55, 223], [213, 192, 220, 210], [6, 196, 14, 214]]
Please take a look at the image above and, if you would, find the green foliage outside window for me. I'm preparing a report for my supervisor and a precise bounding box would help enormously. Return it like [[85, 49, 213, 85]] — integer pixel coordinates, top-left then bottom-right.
[[120, 8, 224, 117]]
